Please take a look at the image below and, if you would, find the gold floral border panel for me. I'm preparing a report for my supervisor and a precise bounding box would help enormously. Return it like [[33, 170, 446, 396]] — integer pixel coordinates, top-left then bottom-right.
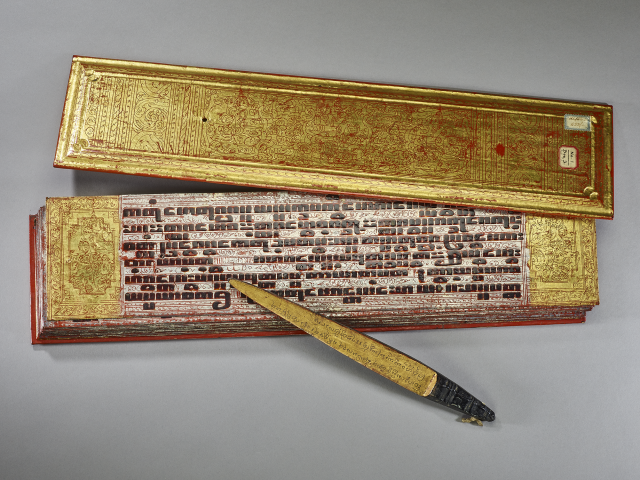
[[528, 215, 599, 306], [55, 57, 613, 219], [46, 196, 121, 320]]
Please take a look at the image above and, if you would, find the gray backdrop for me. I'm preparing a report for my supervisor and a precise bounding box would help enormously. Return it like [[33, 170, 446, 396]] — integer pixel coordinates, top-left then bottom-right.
[[2, 1, 638, 478]]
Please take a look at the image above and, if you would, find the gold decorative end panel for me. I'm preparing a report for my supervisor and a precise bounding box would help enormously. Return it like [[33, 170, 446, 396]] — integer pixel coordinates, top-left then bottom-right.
[[55, 57, 613, 219], [528, 216, 599, 306], [46, 196, 121, 320]]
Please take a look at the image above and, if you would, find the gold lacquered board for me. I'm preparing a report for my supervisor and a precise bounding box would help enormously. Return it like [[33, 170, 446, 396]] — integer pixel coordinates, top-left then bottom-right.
[[55, 57, 613, 219]]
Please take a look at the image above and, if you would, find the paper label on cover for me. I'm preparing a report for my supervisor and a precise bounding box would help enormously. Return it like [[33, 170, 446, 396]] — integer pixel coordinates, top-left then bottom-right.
[[559, 146, 579, 169], [564, 114, 591, 131]]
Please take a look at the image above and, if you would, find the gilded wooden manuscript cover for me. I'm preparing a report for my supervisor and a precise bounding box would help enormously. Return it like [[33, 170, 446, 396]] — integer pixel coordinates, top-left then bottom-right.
[[54, 57, 613, 219]]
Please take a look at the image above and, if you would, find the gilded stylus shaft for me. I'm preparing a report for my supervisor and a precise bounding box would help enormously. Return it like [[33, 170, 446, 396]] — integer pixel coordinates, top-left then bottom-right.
[[230, 279, 495, 423]]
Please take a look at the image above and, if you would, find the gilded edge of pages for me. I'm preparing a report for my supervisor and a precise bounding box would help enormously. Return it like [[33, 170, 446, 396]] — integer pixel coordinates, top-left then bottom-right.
[[54, 57, 613, 219], [41, 195, 598, 324]]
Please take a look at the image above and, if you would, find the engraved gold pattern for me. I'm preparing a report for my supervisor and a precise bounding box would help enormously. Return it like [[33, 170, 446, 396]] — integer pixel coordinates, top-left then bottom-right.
[[55, 57, 613, 219], [528, 215, 599, 306], [46, 196, 121, 320]]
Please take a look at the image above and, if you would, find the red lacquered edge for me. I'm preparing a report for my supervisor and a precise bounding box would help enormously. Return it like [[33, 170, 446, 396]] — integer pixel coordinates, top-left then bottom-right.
[[30, 215, 40, 345], [31, 318, 585, 344]]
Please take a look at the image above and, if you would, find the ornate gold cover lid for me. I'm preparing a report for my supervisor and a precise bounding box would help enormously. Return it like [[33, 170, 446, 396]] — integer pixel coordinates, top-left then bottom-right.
[[54, 57, 613, 218]]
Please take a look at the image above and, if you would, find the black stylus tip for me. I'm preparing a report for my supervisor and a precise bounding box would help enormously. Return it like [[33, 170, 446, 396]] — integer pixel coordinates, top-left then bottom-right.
[[427, 373, 495, 422]]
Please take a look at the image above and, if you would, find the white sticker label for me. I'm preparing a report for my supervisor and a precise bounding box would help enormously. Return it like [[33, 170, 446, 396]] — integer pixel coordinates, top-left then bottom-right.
[[559, 146, 578, 169], [564, 114, 591, 131]]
